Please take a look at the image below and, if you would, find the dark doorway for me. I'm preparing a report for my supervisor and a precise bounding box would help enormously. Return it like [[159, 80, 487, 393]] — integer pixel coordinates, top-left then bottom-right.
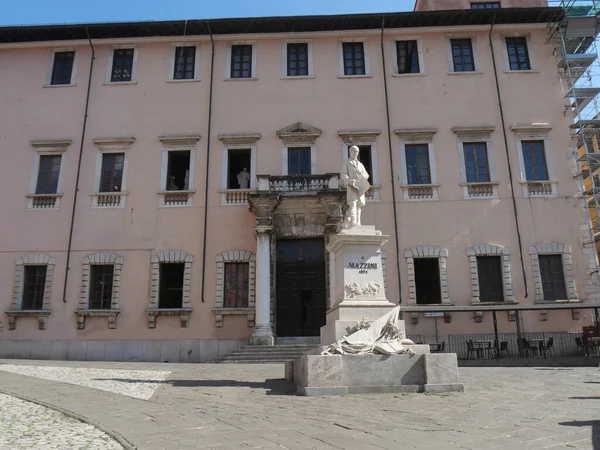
[[414, 258, 442, 305], [276, 238, 326, 337], [227, 149, 251, 189], [159, 263, 184, 308]]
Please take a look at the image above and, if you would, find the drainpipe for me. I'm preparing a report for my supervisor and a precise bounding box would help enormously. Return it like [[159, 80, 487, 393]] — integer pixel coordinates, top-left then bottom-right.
[[200, 20, 215, 303], [380, 15, 403, 306], [62, 27, 94, 303], [489, 15, 529, 299]]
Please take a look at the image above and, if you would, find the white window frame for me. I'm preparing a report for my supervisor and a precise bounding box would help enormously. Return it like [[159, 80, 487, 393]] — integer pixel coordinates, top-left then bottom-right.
[[27, 140, 70, 210], [338, 130, 381, 202], [91, 138, 134, 209], [446, 35, 481, 74], [452, 126, 499, 199], [404, 246, 451, 306], [80, 252, 123, 310], [168, 43, 200, 81], [467, 244, 515, 304], [105, 45, 139, 84], [392, 37, 424, 76], [502, 33, 537, 73], [218, 133, 259, 205], [510, 123, 557, 197], [530, 243, 578, 302], [281, 40, 314, 78], [45, 48, 77, 87], [395, 129, 439, 201], [158, 135, 200, 208], [338, 38, 371, 77], [225, 41, 257, 80]]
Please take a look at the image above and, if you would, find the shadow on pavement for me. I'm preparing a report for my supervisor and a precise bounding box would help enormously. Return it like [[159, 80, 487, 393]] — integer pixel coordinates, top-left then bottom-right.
[[559, 420, 600, 450]]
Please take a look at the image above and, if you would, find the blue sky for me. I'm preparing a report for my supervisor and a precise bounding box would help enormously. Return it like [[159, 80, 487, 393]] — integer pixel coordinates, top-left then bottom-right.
[[1, 0, 416, 26]]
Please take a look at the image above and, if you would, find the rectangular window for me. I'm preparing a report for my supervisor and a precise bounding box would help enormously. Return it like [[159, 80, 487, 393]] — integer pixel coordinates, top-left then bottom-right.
[[99, 153, 124, 193], [405, 144, 431, 185], [158, 263, 185, 309], [522, 141, 549, 181], [35, 155, 62, 195], [288, 147, 312, 176], [224, 262, 249, 308], [451, 38, 475, 72], [593, 174, 600, 189], [50, 51, 75, 85], [396, 40, 420, 74], [89, 265, 114, 310], [463, 142, 491, 183], [471, 2, 501, 8], [477, 256, 504, 302], [173, 46, 196, 80], [111, 49, 134, 82], [227, 149, 251, 189], [287, 43, 309, 77], [166, 151, 191, 191], [22, 265, 47, 310], [539, 255, 567, 301], [414, 258, 441, 305], [506, 37, 531, 71], [342, 42, 366, 76], [231, 45, 253, 79]]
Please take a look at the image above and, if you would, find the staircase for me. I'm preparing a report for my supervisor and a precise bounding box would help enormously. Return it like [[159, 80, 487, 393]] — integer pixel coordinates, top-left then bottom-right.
[[214, 337, 321, 364]]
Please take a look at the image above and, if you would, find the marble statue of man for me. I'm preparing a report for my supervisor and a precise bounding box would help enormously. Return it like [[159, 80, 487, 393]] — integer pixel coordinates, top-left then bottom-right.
[[237, 167, 250, 189], [341, 145, 371, 227]]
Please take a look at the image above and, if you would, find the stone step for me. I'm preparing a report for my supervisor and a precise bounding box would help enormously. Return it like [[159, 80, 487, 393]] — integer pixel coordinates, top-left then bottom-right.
[[214, 355, 302, 362], [276, 337, 321, 345], [216, 359, 290, 364], [238, 346, 317, 352]]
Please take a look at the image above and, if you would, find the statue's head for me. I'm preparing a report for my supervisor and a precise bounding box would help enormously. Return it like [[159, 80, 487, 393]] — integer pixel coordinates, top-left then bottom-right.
[[349, 145, 360, 160]]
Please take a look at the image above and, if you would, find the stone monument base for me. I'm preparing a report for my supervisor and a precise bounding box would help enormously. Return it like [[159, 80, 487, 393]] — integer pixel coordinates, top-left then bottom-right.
[[285, 352, 464, 396]]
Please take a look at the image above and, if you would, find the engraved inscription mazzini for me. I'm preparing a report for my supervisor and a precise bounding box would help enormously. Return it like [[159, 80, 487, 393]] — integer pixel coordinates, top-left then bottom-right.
[[348, 262, 378, 269]]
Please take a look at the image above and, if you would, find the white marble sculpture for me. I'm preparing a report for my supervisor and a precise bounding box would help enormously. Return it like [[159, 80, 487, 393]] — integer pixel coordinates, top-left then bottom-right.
[[237, 167, 250, 189], [322, 306, 415, 355], [341, 146, 371, 228]]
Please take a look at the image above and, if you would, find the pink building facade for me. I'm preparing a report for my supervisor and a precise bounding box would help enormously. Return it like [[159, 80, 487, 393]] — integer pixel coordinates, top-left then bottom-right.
[[1, 0, 598, 362]]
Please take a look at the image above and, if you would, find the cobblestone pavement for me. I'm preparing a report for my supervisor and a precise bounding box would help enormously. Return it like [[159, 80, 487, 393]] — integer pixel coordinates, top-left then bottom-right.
[[0, 393, 122, 449], [0, 359, 599, 449]]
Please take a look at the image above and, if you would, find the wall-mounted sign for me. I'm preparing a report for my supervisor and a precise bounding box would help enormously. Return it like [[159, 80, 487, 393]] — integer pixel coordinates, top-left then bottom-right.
[[423, 312, 444, 318]]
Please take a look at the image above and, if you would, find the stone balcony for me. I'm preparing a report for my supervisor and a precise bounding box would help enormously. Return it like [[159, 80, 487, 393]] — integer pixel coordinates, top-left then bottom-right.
[[256, 173, 341, 194]]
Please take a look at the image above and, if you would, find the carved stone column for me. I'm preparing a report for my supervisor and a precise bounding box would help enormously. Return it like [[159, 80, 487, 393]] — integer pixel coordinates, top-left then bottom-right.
[[321, 193, 346, 235], [248, 195, 280, 345]]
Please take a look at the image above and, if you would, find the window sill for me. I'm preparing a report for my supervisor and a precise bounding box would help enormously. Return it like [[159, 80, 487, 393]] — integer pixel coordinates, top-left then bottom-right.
[[146, 308, 193, 328], [158, 190, 195, 207], [471, 301, 519, 306], [212, 307, 255, 328], [4, 309, 51, 330], [400, 184, 439, 201], [75, 309, 120, 330], [365, 185, 381, 202], [224, 77, 258, 81], [166, 79, 200, 83], [447, 71, 484, 75], [504, 69, 540, 74], [519, 180, 558, 197], [392, 73, 427, 78], [26, 193, 63, 210], [90, 192, 127, 208], [337, 74, 373, 79], [534, 299, 580, 304], [220, 189, 254, 205], [102, 81, 138, 86], [43, 83, 77, 88], [281, 75, 315, 80], [460, 182, 499, 199]]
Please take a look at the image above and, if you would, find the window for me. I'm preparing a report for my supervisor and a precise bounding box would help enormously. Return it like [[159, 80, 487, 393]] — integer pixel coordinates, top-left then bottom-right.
[[414, 258, 441, 305], [405, 144, 431, 184], [110, 48, 135, 82], [35, 155, 62, 194], [396, 40, 420, 74], [89, 265, 114, 310], [593, 174, 600, 189], [506, 37, 531, 71], [342, 42, 366, 76], [471, 2, 501, 8], [99, 153, 124, 192], [50, 51, 75, 85], [450, 38, 475, 72], [173, 46, 196, 80], [286, 43, 309, 77], [158, 263, 185, 309], [477, 256, 504, 302], [522, 141, 548, 181], [231, 44, 253, 79], [463, 142, 490, 183], [165, 151, 191, 191], [227, 149, 251, 189], [224, 263, 249, 308], [288, 147, 312, 176], [539, 255, 567, 301], [22, 265, 47, 310]]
